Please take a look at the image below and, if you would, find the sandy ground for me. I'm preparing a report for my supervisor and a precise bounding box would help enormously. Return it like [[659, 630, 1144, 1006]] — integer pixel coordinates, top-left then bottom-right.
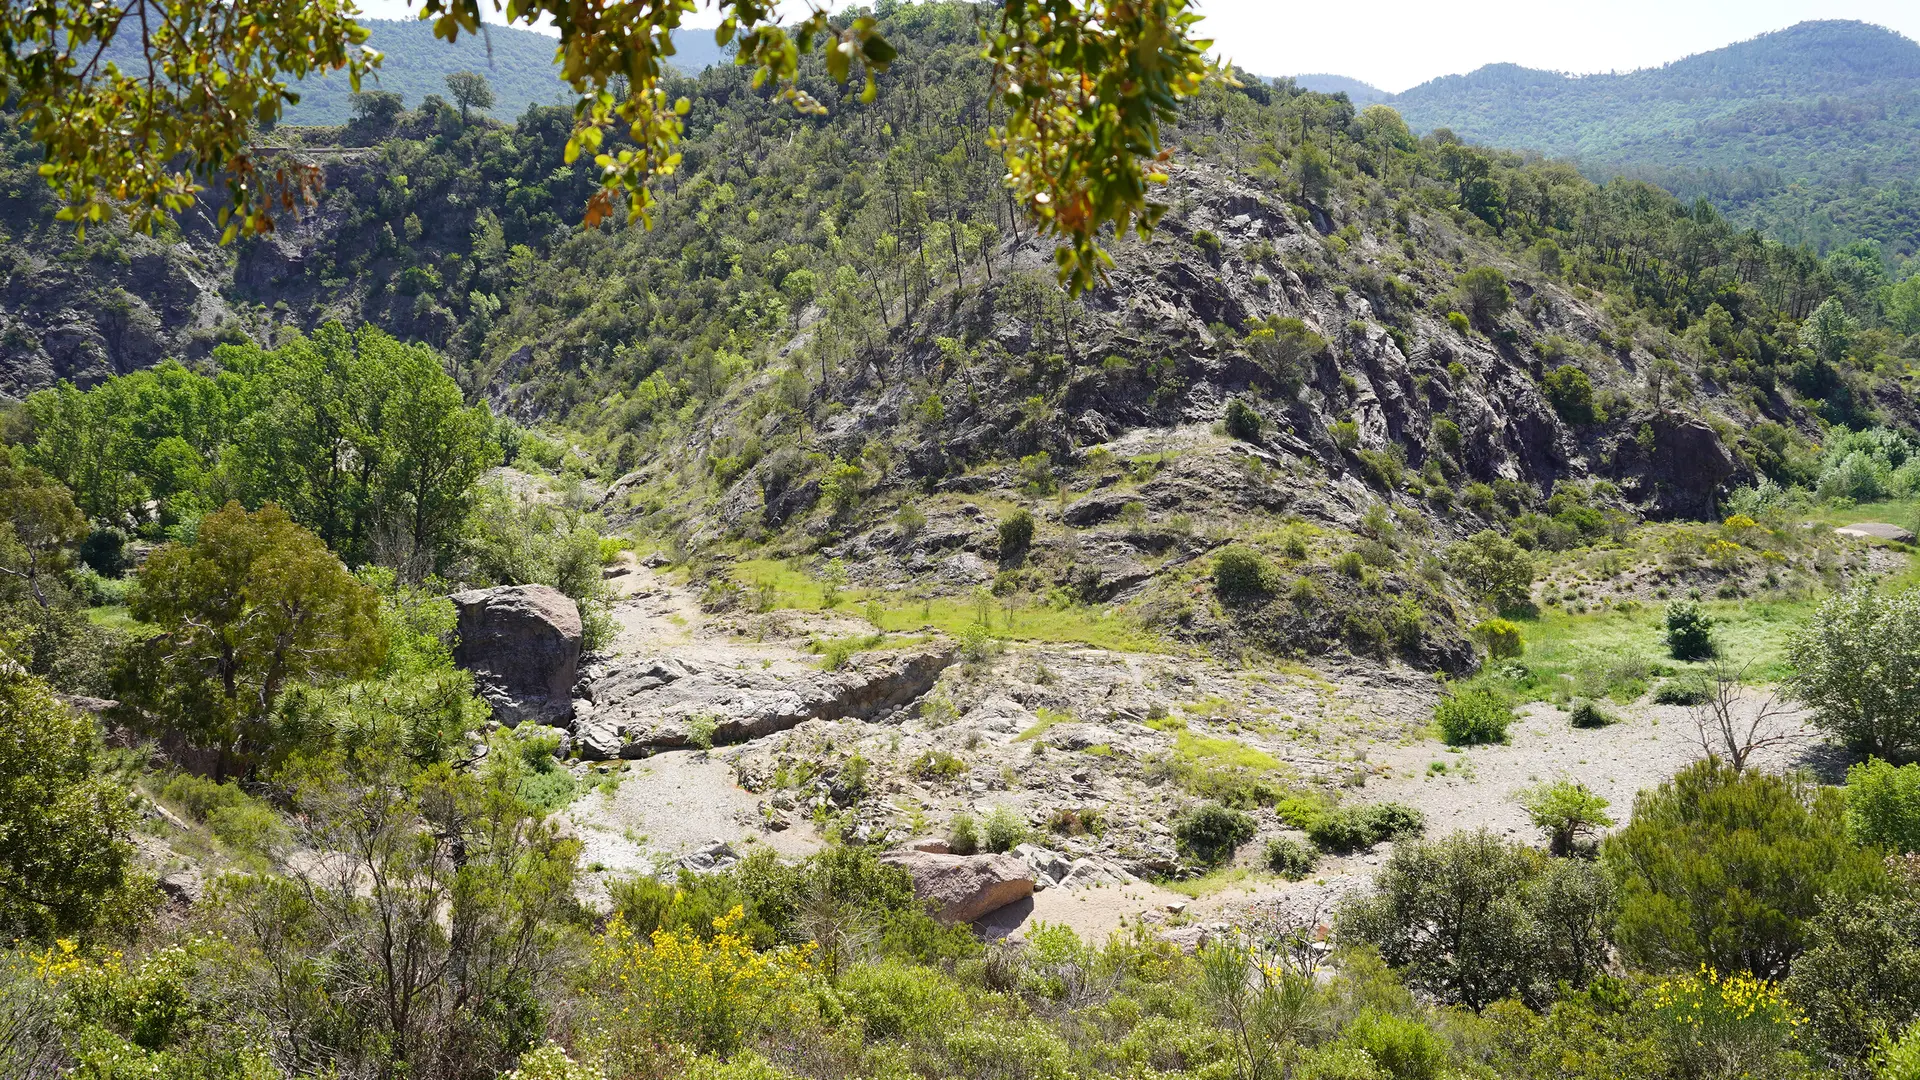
[[573, 554, 1839, 941]]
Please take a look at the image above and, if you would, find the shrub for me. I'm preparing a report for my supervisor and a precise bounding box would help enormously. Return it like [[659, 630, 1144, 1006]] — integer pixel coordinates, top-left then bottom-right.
[[1175, 802, 1257, 865], [1264, 837, 1318, 880], [591, 905, 813, 1056], [1844, 758, 1920, 853], [1340, 1010, 1448, 1080], [1540, 365, 1597, 425], [1647, 967, 1810, 1080], [1782, 856, 1920, 1065], [1651, 678, 1708, 706], [1448, 530, 1535, 611], [1519, 780, 1614, 856], [1307, 802, 1426, 854], [911, 750, 967, 780], [1353, 449, 1402, 490], [1213, 545, 1275, 601], [1470, 618, 1524, 659], [1456, 267, 1513, 326], [1664, 600, 1716, 661], [1434, 684, 1513, 745], [1337, 830, 1613, 1008], [1330, 420, 1361, 451], [982, 806, 1029, 853], [998, 510, 1036, 560], [1567, 698, 1616, 729], [1601, 760, 1885, 980], [948, 812, 980, 855], [1225, 397, 1263, 441], [1788, 584, 1920, 758]]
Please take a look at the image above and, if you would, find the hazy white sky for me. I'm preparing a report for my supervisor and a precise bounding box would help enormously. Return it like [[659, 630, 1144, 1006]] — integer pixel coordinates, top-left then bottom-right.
[[354, 0, 1920, 94]]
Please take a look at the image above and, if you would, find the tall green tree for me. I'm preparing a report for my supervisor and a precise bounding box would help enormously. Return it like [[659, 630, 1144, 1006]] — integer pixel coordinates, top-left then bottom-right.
[[1789, 584, 1920, 760], [0, 658, 140, 942], [444, 70, 495, 123], [1338, 829, 1613, 1010], [1602, 760, 1885, 981], [117, 502, 386, 778]]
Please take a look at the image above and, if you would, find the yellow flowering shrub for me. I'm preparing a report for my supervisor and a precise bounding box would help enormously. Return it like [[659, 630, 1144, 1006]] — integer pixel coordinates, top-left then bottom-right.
[[1649, 966, 1806, 1079], [592, 905, 814, 1058], [32, 940, 280, 1080]]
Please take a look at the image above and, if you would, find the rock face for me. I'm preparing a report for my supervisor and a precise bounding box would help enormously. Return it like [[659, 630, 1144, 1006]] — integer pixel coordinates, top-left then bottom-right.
[[879, 849, 1036, 924], [1836, 522, 1917, 543], [575, 644, 958, 758], [451, 585, 583, 726]]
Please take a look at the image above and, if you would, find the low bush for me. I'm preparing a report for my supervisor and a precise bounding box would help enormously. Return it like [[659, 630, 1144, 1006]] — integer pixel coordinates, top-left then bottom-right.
[[1264, 837, 1318, 880], [1664, 599, 1716, 661], [998, 510, 1036, 560], [1433, 684, 1513, 745], [1306, 802, 1426, 854], [1470, 618, 1524, 660], [948, 812, 980, 855], [1651, 678, 1708, 706], [1567, 698, 1616, 729], [911, 750, 967, 780], [1214, 545, 1275, 601], [1175, 802, 1257, 865], [982, 806, 1029, 853], [1844, 757, 1920, 853], [1225, 397, 1263, 441]]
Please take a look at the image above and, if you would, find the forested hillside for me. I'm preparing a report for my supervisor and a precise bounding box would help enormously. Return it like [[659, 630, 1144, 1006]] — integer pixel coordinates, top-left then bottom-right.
[[1385, 20, 1920, 257], [268, 19, 733, 126], [12, 5, 1920, 1080]]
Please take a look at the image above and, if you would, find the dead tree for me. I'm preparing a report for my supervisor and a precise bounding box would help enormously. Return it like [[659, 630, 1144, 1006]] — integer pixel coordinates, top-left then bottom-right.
[[1691, 659, 1805, 772]]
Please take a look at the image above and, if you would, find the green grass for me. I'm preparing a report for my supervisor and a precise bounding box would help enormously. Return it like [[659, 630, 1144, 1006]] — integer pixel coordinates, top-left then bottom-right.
[[1016, 707, 1077, 741], [728, 558, 1164, 652], [87, 605, 141, 631], [1172, 731, 1284, 772], [1513, 545, 1920, 691], [1164, 867, 1274, 898], [1808, 497, 1920, 530]]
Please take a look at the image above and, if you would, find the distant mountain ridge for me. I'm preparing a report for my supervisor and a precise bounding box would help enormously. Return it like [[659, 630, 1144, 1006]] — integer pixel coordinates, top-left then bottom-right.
[[1386, 20, 1920, 180], [1289, 73, 1386, 105], [278, 19, 732, 126]]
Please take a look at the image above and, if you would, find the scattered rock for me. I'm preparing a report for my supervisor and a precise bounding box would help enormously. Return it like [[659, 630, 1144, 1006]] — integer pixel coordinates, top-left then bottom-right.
[[677, 840, 740, 874], [879, 848, 1035, 924], [158, 870, 205, 906], [451, 584, 583, 727], [584, 644, 958, 753], [1836, 522, 1915, 543]]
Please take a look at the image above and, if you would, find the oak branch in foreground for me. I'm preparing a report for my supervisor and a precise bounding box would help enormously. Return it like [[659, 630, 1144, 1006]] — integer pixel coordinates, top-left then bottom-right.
[[0, 0, 1221, 292]]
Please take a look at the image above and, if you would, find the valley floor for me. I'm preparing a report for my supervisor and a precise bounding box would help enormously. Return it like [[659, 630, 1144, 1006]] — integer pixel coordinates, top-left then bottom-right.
[[564, 549, 1837, 941]]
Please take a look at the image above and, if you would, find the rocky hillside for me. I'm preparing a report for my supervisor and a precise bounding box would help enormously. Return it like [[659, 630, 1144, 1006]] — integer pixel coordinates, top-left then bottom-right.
[[4, 4, 1918, 679]]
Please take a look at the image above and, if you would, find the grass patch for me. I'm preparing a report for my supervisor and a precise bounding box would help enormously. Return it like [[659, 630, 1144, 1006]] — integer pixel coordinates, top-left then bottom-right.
[[86, 605, 143, 632], [1164, 867, 1272, 898], [809, 632, 888, 671], [729, 558, 1164, 652], [1016, 707, 1077, 742], [1173, 731, 1284, 772]]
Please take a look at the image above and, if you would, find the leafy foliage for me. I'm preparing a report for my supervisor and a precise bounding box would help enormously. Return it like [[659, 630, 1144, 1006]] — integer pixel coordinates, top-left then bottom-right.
[[1174, 802, 1256, 865], [1433, 683, 1514, 746], [116, 502, 386, 777], [1519, 780, 1615, 856], [1338, 829, 1613, 1009], [1789, 584, 1920, 759], [1663, 599, 1717, 661], [0, 661, 140, 942], [1845, 758, 1920, 853], [1602, 760, 1885, 980]]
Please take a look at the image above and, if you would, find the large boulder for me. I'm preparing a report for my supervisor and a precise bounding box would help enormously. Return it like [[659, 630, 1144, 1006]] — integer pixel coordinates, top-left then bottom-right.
[[451, 584, 583, 727], [879, 849, 1035, 924]]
